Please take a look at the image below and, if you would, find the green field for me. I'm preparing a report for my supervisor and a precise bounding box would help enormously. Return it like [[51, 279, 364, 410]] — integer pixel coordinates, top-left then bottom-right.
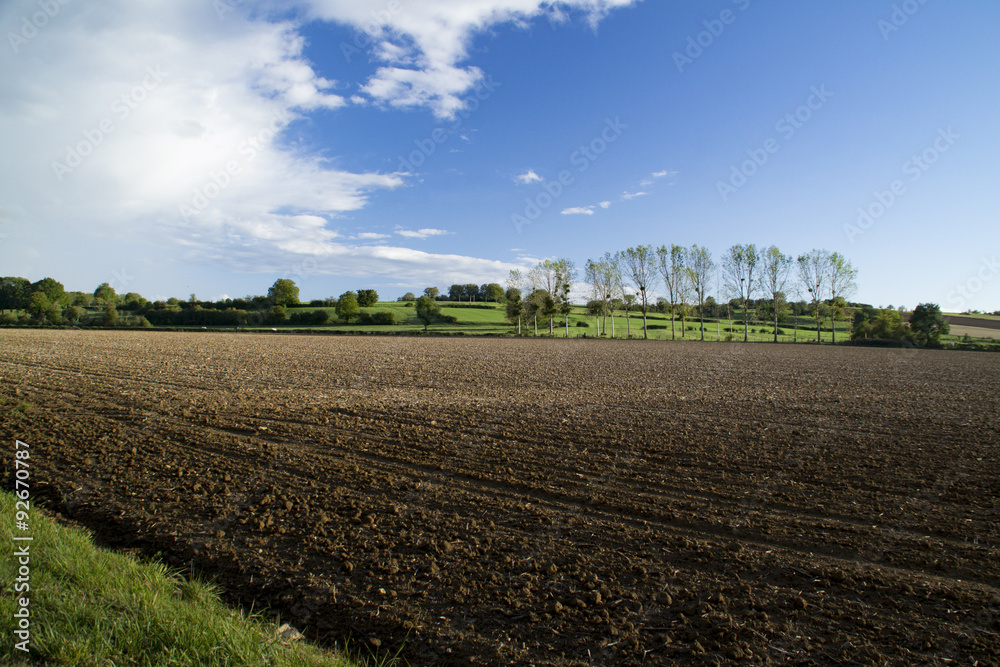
[[11, 301, 998, 348], [266, 302, 853, 343]]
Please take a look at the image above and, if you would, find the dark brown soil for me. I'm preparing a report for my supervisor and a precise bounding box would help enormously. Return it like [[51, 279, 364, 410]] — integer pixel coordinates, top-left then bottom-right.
[[2, 330, 998, 665]]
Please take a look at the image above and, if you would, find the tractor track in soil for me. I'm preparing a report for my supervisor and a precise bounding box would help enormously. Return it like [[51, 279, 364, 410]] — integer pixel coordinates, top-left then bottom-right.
[[1, 330, 999, 665]]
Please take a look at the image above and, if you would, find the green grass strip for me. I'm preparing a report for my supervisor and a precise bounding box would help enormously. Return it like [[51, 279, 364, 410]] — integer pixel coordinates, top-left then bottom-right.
[[1, 490, 363, 666]]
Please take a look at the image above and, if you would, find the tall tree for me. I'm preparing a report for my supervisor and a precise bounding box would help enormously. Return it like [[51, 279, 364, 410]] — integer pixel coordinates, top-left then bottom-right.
[[423, 286, 440, 299], [585, 258, 613, 337], [335, 291, 359, 322], [532, 259, 573, 335], [268, 279, 300, 307], [32, 277, 66, 305], [909, 303, 949, 348], [415, 295, 441, 331], [504, 288, 523, 334], [554, 260, 576, 338], [686, 245, 715, 341], [356, 289, 379, 307], [484, 283, 505, 303], [656, 245, 688, 340], [602, 252, 623, 339], [620, 245, 656, 339], [723, 244, 760, 342], [93, 282, 117, 305], [759, 246, 794, 343], [0, 277, 30, 313], [505, 269, 524, 334], [827, 252, 858, 344], [797, 249, 830, 343]]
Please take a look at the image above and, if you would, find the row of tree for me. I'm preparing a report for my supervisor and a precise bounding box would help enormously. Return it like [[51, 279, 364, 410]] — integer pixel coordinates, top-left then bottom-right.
[[497, 246, 860, 343]]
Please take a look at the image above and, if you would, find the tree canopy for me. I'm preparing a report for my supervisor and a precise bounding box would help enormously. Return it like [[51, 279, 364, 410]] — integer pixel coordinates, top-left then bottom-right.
[[267, 279, 300, 307]]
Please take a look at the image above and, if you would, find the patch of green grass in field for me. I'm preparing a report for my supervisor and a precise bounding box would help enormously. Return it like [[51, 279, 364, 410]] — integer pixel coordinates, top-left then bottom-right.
[[0, 491, 371, 666], [244, 302, 857, 343]]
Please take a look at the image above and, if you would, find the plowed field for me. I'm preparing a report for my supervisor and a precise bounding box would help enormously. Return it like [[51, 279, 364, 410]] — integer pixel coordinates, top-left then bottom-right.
[[2, 330, 998, 665]]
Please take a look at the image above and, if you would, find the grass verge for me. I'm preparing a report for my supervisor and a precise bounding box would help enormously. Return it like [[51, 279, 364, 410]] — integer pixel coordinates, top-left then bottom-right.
[[1, 490, 363, 666]]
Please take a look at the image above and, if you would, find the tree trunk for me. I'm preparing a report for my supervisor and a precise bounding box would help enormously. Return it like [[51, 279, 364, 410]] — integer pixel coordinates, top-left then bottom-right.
[[626, 310, 631, 338], [642, 299, 648, 340], [549, 315, 553, 336], [774, 298, 779, 343], [533, 315, 537, 336], [716, 317, 720, 341], [670, 302, 676, 340], [744, 298, 749, 342], [816, 303, 821, 343], [611, 309, 615, 339], [700, 302, 705, 341]]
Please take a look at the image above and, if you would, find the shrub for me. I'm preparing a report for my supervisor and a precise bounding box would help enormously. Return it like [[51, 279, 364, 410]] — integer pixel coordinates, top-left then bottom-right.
[[357, 311, 396, 325], [576, 321, 589, 327], [0, 313, 17, 325], [441, 314, 459, 324], [267, 305, 287, 324]]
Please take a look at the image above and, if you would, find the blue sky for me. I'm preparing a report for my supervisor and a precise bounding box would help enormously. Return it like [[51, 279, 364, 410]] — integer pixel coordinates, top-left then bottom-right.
[[2, 0, 998, 311]]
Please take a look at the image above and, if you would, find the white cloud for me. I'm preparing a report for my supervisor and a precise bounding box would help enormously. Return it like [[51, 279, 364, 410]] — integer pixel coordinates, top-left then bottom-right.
[[0, 0, 406, 276], [598, 201, 611, 208], [0, 0, 638, 288], [396, 228, 450, 239], [302, 0, 639, 119], [354, 232, 391, 240], [514, 169, 543, 185], [561, 206, 595, 215], [622, 191, 648, 200]]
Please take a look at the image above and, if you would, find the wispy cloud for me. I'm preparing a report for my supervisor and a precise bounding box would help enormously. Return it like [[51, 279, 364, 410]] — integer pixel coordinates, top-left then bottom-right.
[[514, 169, 543, 185], [561, 206, 595, 215], [652, 170, 677, 178], [353, 232, 391, 240], [396, 228, 450, 239], [598, 201, 611, 209], [621, 191, 648, 200]]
